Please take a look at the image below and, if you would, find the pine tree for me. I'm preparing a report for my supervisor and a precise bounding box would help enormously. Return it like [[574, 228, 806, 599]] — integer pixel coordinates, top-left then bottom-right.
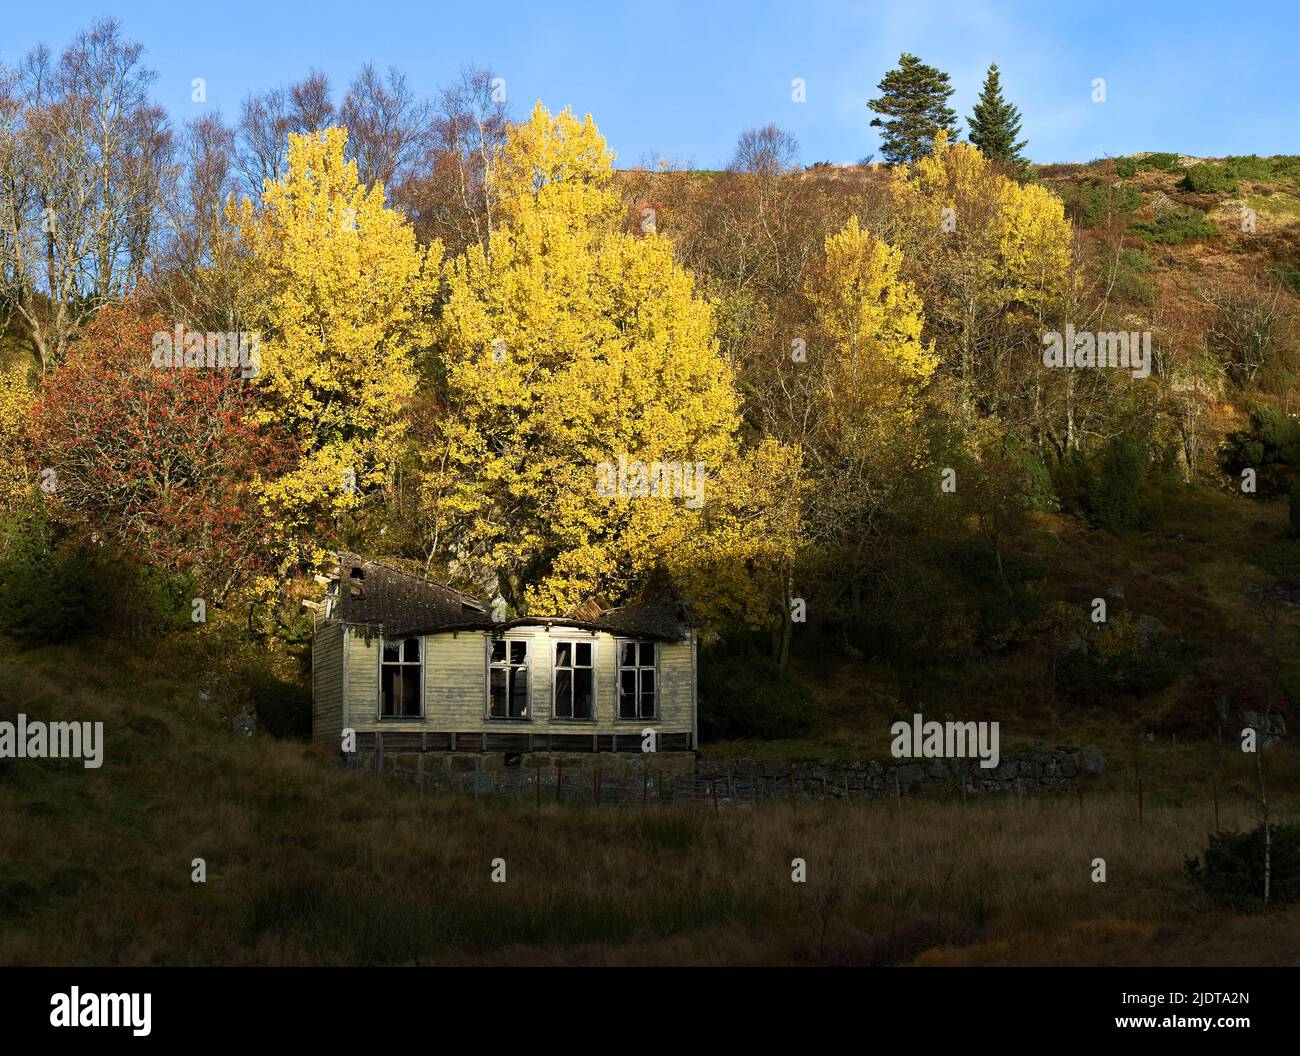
[[868, 53, 958, 165], [967, 63, 1028, 167]]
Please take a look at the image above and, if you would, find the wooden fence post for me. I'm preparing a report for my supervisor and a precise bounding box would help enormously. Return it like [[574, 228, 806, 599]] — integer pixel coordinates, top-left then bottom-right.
[[376, 732, 384, 778], [556, 762, 563, 803]]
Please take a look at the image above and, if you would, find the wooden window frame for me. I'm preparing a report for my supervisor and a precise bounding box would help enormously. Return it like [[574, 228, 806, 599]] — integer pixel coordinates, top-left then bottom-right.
[[552, 638, 597, 722], [379, 634, 424, 720], [486, 635, 532, 722], [616, 639, 659, 721]]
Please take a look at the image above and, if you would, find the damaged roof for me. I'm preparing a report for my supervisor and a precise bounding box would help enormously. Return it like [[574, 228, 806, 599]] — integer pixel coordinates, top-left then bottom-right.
[[326, 554, 692, 641], [330, 554, 492, 636]]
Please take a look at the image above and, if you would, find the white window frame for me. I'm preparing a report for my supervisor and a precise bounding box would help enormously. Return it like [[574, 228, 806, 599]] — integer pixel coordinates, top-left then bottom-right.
[[616, 639, 659, 721], [379, 634, 424, 720], [486, 636, 532, 721], [552, 638, 598, 722]]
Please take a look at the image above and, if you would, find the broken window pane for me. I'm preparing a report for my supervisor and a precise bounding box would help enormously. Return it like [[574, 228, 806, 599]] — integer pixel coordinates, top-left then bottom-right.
[[619, 670, 637, 719], [555, 668, 573, 717], [489, 667, 508, 718], [510, 669, 528, 718], [574, 669, 593, 719], [640, 669, 656, 718]]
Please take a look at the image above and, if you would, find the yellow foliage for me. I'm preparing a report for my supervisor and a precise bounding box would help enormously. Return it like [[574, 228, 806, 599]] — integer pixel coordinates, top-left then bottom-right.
[[999, 181, 1077, 320], [887, 133, 1076, 402], [427, 104, 743, 614], [670, 438, 806, 633], [0, 360, 33, 510], [238, 127, 440, 554]]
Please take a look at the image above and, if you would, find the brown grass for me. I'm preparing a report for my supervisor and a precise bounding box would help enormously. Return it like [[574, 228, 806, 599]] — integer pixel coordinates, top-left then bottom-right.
[[1, 635, 1298, 966]]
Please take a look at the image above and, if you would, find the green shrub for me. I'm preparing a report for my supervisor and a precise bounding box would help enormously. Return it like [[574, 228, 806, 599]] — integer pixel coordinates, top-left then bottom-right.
[[1224, 154, 1300, 186], [1179, 163, 1238, 195], [0, 500, 112, 645], [1054, 617, 1194, 698], [1089, 435, 1147, 530], [1131, 208, 1219, 245], [1049, 448, 1093, 516], [1228, 406, 1300, 487], [1253, 405, 1300, 464], [698, 647, 817, 741], [1017, 448, 1060, 512], [1224, 154, 1275, 182], [1185, 823, 1300, 910], [1064, 178, 1142, 229], [1274, 262, 1300, 294], [1111, 248, 1156, 303], [1115, 158, 1137, 178], [1140, 152, 1180, 171]]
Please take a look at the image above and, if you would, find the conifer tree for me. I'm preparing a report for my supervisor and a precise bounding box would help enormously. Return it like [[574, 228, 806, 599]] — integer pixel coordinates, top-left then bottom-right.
[[867, 53, 958, 165], [967, 63, 1028, 166]]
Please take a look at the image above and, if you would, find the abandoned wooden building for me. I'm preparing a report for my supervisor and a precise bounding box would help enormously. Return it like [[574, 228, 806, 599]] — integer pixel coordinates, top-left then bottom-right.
[[311, 554, 698, 758]]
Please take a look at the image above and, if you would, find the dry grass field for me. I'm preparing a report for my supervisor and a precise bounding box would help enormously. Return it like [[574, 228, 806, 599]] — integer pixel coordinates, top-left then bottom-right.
[[2, 635, 1297, 967]]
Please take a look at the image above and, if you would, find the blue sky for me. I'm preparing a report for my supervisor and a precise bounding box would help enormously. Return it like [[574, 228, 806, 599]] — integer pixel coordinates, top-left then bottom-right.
[[4, 0, 1296, 167]]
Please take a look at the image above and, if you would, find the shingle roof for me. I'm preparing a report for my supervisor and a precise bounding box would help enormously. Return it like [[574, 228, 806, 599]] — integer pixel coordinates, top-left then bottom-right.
[[325, 554, 691, 641], [330, 554, 491, 636]]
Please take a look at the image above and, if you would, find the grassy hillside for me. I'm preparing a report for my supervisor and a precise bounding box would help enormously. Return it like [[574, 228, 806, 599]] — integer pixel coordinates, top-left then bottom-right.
[[1, 629, 1298, 966], [3, 152, 1299, 967]]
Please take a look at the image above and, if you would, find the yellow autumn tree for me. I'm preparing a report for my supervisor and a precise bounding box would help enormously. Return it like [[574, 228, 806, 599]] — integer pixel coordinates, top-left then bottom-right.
[[238, 127, 440, 565], [670, 437, 807, 659], [0, 360, 33, 511], [424, 103, 742, 615], [889, 131, 1073, 420], [803, 217, 939, 608], [1000, 181, 1076, 324]]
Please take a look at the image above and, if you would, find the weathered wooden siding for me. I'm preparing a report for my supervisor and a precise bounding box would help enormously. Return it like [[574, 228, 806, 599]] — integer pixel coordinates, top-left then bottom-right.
[[345, 628, 380, 726], [311, 620, 345, 745], [337, 623, 695, 742]]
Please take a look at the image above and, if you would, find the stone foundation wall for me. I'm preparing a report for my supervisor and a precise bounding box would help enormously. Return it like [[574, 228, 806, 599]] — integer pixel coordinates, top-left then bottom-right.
[[354, 749, 697, 783], [696, 747, 1107, 799]]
